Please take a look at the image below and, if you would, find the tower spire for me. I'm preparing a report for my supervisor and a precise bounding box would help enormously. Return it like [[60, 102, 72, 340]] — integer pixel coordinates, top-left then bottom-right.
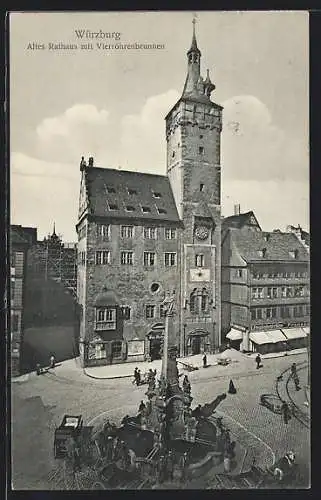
[[52, 222, 56, 236]]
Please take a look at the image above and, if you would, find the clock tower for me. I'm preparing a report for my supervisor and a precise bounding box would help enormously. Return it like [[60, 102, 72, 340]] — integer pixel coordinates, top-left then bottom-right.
[[165, 20, 223, 354]]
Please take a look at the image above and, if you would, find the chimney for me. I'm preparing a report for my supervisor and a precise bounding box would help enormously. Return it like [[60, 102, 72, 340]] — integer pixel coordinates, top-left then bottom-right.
[[234, 204, 241, 216], [88, 157, 94, 167]]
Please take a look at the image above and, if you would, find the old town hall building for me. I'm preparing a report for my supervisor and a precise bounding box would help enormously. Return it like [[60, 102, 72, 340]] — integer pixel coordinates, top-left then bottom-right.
[[76, 25, 223, 366]]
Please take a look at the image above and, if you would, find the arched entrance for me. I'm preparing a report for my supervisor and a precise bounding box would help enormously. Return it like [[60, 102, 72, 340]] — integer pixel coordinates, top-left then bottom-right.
[[187, 330, 210, 356], [146, 323, 165, 361]]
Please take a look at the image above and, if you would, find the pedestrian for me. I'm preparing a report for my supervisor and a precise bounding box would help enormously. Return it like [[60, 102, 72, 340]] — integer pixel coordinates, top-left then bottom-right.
[[73, 438, 81, 472], [137, 369, 141, 386], [228, 379, 237, 394], [157, 455, 166, 483], [281, 401, 291, 425], [203, 353, 207, 368], [291, 363, 297, 377], [255, 353, 262, 369], [105, 435, 113, 461], [293, 374, 301, 391], [50, 354, 56, 369], [133, 367, 139, 385], [36, 363, 42, 376], [139, 400, 146, 413]]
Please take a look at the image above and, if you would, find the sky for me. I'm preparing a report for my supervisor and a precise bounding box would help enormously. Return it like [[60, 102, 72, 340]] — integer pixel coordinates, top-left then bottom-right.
[[10, 11, 309, 242]]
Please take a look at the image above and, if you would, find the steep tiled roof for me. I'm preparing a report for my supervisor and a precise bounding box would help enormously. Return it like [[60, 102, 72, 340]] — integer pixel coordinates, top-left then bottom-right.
[[231, 229, 309, 262], [222, 211, 261, 230], [11, 225, 37, 245], [85, 167, 181, 223]]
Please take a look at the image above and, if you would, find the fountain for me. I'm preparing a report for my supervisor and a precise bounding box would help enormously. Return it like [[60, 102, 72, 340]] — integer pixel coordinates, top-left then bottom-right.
[[89, 292, 232, 488]]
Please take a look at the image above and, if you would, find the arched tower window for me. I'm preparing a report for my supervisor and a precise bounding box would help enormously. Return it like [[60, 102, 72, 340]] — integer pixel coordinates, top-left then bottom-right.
[[190, 289, 198, 313], [201, 288, 209, 312]]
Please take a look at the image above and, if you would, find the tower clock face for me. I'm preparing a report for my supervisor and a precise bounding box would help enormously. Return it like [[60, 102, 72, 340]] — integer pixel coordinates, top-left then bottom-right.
[[195, 226, 209, 240]]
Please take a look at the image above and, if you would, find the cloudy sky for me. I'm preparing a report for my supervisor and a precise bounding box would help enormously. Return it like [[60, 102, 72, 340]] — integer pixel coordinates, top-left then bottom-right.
[[10, 11, 309, 242]]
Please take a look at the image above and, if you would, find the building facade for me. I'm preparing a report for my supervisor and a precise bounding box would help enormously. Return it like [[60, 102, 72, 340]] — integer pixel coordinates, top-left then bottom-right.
[[10, 225, 37, 376], [77, 25, 223, 367], [21, 226, 79, 372], [221, 213, 310, 354]]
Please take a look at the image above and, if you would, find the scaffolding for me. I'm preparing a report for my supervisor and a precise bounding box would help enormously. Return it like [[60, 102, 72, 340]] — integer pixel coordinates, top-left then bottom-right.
[[28, 231, 78, 300]]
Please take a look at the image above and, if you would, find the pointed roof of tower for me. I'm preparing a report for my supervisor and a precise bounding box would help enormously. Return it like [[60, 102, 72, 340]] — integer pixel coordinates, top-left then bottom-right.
[[187, 17, 201, 55]]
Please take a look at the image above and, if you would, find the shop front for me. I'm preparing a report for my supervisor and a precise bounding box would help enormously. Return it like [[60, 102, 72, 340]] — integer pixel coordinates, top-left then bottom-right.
[[225, 328, 243, 351], [280, 327, 308, 350], [249, 330, 287, 354]]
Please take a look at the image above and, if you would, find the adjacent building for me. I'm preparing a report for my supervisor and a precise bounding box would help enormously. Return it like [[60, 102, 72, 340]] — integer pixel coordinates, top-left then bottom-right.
[[22, 226, 79, 372], [77, 25, 223, 367], [10, 225, 37, 375], [221, 212, 310, 354]]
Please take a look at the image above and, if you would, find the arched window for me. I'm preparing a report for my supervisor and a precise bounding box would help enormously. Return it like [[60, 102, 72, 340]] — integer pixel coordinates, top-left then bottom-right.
[[201, 288, 209, 312], [190, 289, 198, 314]]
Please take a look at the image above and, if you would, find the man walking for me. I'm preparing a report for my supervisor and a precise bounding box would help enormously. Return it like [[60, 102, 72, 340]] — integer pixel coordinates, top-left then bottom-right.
[[203, 353, 207, 368], [255, 353, 262, 369]]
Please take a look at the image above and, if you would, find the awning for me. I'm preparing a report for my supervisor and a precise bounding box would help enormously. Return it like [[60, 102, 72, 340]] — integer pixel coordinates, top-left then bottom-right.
[[281, 328, 307, 340], [249, 332, 271, 345], [265, 330, 287, 343], [302, 326, 310, 335], [226, 328, 243, 341]]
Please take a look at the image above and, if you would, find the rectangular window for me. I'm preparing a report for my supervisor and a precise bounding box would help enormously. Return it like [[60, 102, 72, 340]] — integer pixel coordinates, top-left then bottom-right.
[[199, 146, 204, 154], [164, 228, 176, 239], [267, 287, 277, 298], [294, 286, 304, 297], [121, 225, 134, 238], [120, 306, 131, 320], [145, 305, 156, 319], [293, 305, 304, 318], [257, 288, 264, 299], [144, 252, 156, 267], [164, 252, 177, 267], [95, 251, 110, 265], [286, 287, 293, 298], [252, 287, 258, 299], [144, 227, 157, 239], [12, 314, 19, 332], [121, 251, 133, 265], [159, 304, 166, 318], [195, 254, 204, 267], [81, 251, 86, 265], [281, 287, 287, 298], [266, 307, 277, 319], [11, 280, 15, 301], [236, 269, 243, 278], [95, 307, 116, 330], [251, 308, 262, 320], [306, 305, 310, 316], [281, 306, 290, 318], [97, 224, 110, 239]]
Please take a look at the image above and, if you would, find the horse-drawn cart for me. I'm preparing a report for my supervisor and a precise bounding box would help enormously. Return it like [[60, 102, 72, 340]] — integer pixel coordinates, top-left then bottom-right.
[[54, 415, 84, 458], [259, 394, 283, 414]]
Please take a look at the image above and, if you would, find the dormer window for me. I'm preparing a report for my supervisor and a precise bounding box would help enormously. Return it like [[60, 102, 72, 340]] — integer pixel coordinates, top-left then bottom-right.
[[200, 183, 204, 192], [199, 146, 204, 155], [172, 151, 176, 158], [125, 205, 135, 212], [142, 206, 151, 213], [289, 249, 299, 259], [263, 234, 270, 242], [128, 188, 137, 195], [107, 186, 116, 194], [108, 203, 118, 210], [258, 248, 267, 258], [200, 135, 203, 139], [153, 191, 162, 199], [157, 207, 167, 215]]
